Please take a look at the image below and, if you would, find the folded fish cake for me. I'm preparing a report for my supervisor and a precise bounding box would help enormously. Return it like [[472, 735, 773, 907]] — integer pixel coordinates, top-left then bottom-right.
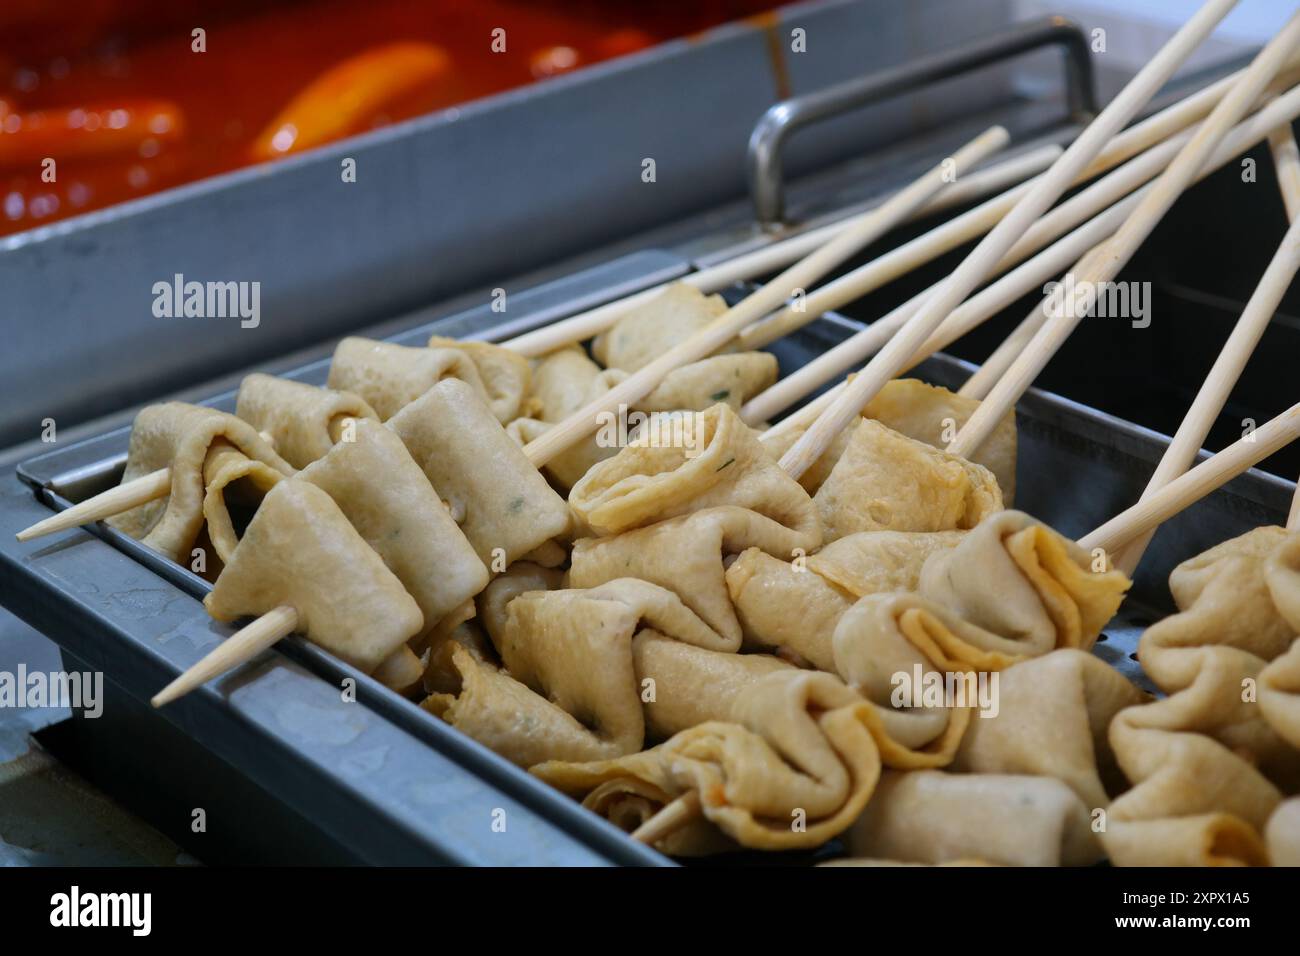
[[389, 378, 571, 568], [205, 480, 423, 674], [235, 373, 378, 470], [591, 281, 729, 372], [636, 353, 779, 414], [428, 335, 532, 423], [109, 402, 295, 563], [808, 528, 966, 598], [200, 440, 286, 565], [513, 349, 778, 492], [535, 658, 882, 854], [918, 509, 1129, 653], [327, 336, 492, 421], [495, 580, 729, 755], [844, 771, 1100, 867], [569, 402, 820, 544], [569, 505, 812, 648], [298, 417, 488, 632], [859, 378, 1017, 502], [724, 547, 854, 670], [759, 378, 1018, 502], [953, 649, 1148, 813], [424, 643, 619, 767], [1101, 526, 1300, 866], [813, 418, 1002, 541], [725, 529, 966, 668]]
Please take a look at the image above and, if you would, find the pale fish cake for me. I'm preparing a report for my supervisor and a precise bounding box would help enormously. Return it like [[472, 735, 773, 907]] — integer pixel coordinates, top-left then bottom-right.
[[205, 480, 423, 673], [813, 419, 1002, 542], [108, 402, 294, 563], [235, 373, 378, 469]]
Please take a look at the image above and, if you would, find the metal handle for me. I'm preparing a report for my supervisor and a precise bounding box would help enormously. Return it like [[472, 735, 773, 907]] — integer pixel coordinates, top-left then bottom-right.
[[747, 16, 1097, 226]]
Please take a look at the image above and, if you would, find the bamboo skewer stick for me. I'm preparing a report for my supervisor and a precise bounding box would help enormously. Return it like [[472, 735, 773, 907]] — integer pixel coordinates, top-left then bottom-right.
[[946, 11, 1300, 463], [631, 791, 701, 845], [775, 0, 1241, 482], [1111, 134, 1300, 573], [151, 605, 299, 707], [745, 83, 1300, 425], [1271, 122, 1300, 221], [734, 175, 1047, 353], [757, 383, 844, 443], [499, 144, 1064, 358], [521, 127, 1011, 468], [16, 430, 277, 542], [1271, 121, 1300, 534], [16, 468, 173, 542], [957, 307, 1052, 401], [1081, 403, 1300, 555]]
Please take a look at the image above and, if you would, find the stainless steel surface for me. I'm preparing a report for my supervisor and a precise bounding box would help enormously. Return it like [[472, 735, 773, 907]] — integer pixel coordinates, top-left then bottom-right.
[[746, 16, 1097, 225]]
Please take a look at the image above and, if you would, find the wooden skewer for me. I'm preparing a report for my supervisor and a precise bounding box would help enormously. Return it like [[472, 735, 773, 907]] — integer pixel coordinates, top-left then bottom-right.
[[151, 605, 299, 707], [1080, 403, 1300, 555], [499, 144, 1062, 358], [1271, 121, 1300, 535], [937, 87, 1300, 398], [1111, 128, 1300, 573], [757, 383, 843, 443], [1270, 123, 1300, 222], [734, 173, 1048, 353], [522, 126, 1011, 468], [751, 177, 1142, 425], [16, 468, 173, 542], [957, 307, 1053, 401], [945, 11, 1300, 463], [631, 791, 701, 845], [16, 430, 277, 542], [774, 0, 1240, 482]]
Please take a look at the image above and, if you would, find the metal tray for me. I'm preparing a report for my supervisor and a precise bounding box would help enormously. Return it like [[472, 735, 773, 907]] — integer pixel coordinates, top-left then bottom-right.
[[3, 248, 1294, 864]]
